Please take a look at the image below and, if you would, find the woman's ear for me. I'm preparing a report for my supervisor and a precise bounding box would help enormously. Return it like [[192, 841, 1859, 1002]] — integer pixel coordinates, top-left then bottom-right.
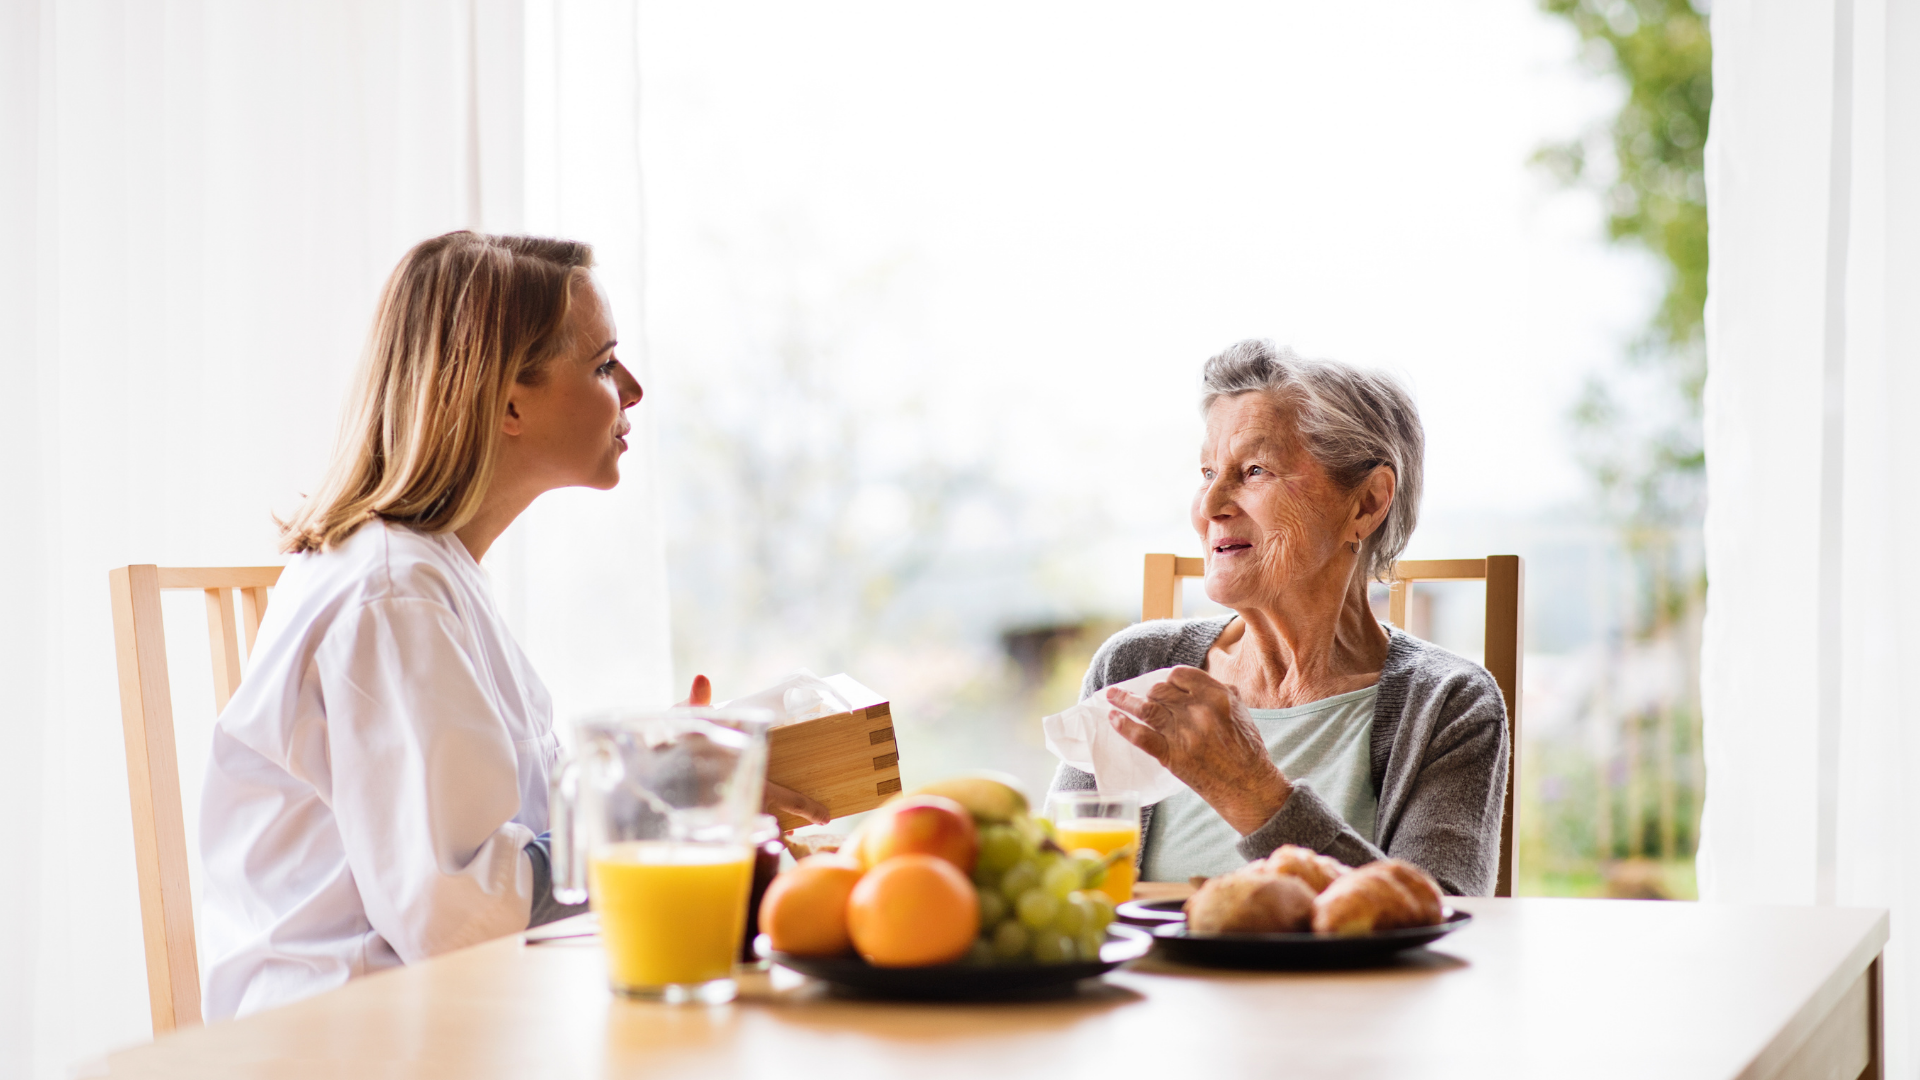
[[1354, 465, 1396, 538], [501, 392, 526, 437]]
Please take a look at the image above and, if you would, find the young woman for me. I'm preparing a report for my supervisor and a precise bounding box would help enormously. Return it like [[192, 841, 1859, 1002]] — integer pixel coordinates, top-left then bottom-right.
[[199, 232, 826, 1020]]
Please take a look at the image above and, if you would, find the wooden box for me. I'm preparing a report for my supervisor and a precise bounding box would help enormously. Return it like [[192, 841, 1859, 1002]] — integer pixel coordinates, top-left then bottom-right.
[[764, 701, 901, 830]]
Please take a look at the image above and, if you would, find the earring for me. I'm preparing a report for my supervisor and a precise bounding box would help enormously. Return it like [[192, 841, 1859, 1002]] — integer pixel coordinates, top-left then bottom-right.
[[1348, 540, 1360, 554]]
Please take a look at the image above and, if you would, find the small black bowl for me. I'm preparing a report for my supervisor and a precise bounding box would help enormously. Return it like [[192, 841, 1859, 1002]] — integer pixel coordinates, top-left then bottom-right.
[[770, 924, 1152, 1000], [1115, 898, 1188, 926], [1149, 909, 1473, 970]]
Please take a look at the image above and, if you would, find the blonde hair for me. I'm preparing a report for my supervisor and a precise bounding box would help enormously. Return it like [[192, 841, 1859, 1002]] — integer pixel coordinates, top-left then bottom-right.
[[280, 231, 594, 554]]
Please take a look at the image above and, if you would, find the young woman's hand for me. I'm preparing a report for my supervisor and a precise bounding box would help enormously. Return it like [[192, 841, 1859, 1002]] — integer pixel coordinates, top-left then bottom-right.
[[763, 782, 831, 826], [679, 674, 713, 707], [681, 675, 832, 828]]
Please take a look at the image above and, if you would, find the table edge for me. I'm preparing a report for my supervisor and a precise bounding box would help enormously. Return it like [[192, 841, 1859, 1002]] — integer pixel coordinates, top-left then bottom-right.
[[1731, 907, 1889, 1080]]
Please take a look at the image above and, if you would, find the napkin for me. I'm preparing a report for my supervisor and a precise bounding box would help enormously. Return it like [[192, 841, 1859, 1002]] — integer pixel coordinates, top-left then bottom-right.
[[1041, 668, 1190, 805], [720, 670, 882, 725]]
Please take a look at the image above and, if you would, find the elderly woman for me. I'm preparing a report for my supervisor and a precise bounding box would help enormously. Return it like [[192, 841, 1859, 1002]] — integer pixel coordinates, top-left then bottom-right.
[[1052, 340, 1508, 896]]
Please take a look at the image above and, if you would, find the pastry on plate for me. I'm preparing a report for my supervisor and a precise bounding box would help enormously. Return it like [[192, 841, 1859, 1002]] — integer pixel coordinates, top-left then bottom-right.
[[1259, 845, 1350, 894], [1184, 869, 1316, 934], [1311, 859, 1445, 935]]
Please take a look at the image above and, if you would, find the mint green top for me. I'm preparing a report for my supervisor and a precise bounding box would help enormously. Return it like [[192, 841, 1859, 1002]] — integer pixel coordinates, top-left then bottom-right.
[[1140, 684, 1380, 882]]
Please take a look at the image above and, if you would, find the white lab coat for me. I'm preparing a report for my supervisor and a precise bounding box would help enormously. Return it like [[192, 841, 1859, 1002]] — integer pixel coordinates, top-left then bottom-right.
[[199, 520, 557, 1020]]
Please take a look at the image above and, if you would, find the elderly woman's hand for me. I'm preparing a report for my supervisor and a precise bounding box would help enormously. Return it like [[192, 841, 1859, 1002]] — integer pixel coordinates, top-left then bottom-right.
[[1104, 666, 1293, 834]]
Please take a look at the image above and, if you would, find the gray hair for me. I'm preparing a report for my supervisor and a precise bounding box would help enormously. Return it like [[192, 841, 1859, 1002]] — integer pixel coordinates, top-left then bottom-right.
[[1199, 339, 1424, 582]]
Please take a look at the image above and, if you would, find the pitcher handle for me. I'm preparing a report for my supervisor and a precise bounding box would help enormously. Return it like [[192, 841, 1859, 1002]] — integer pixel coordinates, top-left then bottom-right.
[[550, 752, 588, 906]]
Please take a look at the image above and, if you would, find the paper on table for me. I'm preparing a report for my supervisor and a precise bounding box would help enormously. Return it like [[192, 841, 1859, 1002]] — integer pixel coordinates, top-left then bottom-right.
[[719, 670, 883, 725], [819, 673, 884, 711], [1041, 668, 1190, 805]]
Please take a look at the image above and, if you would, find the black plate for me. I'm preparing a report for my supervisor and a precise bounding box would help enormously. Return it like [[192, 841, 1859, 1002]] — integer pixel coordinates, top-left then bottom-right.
[[770, 924, 1152, 999], [1149, 909, 1473, 969], [1115, 898, 1188, 925]]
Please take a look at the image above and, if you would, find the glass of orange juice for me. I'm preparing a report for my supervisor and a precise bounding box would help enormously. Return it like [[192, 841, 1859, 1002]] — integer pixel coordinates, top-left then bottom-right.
[[1048, 791, 1141, 904], [551, 708, 771, 1004]]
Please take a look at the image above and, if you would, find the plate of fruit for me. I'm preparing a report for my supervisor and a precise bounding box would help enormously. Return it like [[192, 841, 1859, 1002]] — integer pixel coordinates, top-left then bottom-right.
[[1145, 847, 1471, 969], [759, 774, 1152, 999]]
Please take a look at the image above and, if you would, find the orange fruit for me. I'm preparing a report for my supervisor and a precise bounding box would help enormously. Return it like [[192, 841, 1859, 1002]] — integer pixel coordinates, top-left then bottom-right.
[[759, 854, 864, 956], [846, 854, 979, 967]]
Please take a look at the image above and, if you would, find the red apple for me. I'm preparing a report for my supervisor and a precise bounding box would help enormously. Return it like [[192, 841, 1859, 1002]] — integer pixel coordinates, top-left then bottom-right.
[[856, 795, 979, 874]]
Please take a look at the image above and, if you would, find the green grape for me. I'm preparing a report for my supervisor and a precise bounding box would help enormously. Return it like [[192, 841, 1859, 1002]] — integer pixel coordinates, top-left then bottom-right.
[[1055, 894, 1090, 936], [1031, 853, 1061, 891], [1031, 930, 1074, 964], [965, 939, 996, 967], [1042, 860, 1081, 900], [991, 919, 1030, 959], [1081, 890, 1116, 930], [1077, 929, 1105, 960], [1000, 861, 1041, 900], [1016, 887, 1059, 929], [977, 888, 1009, 928], [1069, 851, 1107, 889], [977, 826, 1024, 875]]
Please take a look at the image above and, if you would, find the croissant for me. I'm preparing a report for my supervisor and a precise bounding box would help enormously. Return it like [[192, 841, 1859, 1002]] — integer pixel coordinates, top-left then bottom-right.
[[1311, 859, 1445, 935], [1260, 845, 1350, 894], [1185, 869, 1316, 934], [1374, 860, 1445, 926]]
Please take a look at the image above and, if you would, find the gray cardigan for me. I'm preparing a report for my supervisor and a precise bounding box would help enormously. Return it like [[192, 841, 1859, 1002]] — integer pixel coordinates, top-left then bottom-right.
[[1048, 615, 1508, 896]]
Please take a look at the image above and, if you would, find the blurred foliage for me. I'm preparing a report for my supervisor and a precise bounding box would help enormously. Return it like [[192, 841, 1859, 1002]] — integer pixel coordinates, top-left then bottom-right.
[[1536, 0, 1711, 531], [1525, 0, 1712, 900]]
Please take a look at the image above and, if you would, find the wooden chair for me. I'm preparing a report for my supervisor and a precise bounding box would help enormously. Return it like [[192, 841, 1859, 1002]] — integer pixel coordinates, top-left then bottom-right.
[[1141, 553, 1524, 897], [109, 564, 284, 1032]]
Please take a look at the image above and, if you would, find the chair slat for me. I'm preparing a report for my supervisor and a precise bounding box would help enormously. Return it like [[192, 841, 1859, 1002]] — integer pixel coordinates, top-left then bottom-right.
[[157, 566, 282, 589], [1393, 558, 1489, 581], [205, 588, 243, 712], [1483, 555, 1524, 898], [1142, 554, 1181, 621], [241, 587, 270, 652], [109, 565, 203, 1031], [1388, 579, 1411, 629]]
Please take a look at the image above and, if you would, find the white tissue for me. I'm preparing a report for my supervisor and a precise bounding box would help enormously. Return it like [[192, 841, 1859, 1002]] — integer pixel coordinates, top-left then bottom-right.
[[720, 670, 882, 725], [1041, 668, 1190, 805]]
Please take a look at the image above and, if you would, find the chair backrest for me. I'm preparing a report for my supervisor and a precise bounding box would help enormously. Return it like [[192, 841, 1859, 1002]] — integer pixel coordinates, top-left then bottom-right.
[[1141, 553, 1524, 897], [108, 564, 283, 1033]]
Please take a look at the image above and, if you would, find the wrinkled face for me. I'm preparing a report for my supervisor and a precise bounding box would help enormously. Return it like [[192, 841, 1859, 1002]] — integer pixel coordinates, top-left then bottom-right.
[[508, 276, 643, 491], [1191, 393, 1357, 609]]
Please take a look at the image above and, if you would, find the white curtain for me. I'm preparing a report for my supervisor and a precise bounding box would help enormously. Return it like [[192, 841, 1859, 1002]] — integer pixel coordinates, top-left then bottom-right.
[[1699, 0, 1920, 1072], [0, 2, 670, 1075]]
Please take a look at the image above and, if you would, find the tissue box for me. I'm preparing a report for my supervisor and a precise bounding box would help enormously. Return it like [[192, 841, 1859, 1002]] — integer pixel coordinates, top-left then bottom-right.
[[765, 701, 902, 830]]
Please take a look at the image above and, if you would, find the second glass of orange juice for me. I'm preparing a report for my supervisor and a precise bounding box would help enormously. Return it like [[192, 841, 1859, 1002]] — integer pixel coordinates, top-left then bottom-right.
[[1048, 791, 1141, 904]]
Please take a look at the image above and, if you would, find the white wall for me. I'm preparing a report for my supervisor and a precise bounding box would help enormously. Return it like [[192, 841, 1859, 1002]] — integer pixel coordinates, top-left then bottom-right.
[[0, 3, 668, 1076]]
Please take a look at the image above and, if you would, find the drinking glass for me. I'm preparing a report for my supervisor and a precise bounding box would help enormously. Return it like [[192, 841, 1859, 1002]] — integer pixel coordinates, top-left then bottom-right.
[[551, 708, 771, 1004], [737, 814, 784, 968], [1048, 791, 1141, 904]]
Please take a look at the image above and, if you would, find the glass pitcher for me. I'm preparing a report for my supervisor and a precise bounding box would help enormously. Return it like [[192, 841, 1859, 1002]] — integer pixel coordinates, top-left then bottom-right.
[[551, 707, 772, 1004]]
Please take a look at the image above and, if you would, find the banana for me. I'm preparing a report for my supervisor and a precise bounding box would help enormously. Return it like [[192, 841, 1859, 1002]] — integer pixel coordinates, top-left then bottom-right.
[[904, 773, 1031, 825]]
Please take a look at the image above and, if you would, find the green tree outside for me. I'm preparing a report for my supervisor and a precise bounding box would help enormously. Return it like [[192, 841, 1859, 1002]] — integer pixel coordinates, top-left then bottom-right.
[[1527, 0, 1711, 898]]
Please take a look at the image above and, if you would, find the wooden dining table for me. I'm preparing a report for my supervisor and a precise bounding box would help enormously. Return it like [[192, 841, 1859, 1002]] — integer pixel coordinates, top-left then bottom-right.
[[101, 896, 1886, 1079]]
